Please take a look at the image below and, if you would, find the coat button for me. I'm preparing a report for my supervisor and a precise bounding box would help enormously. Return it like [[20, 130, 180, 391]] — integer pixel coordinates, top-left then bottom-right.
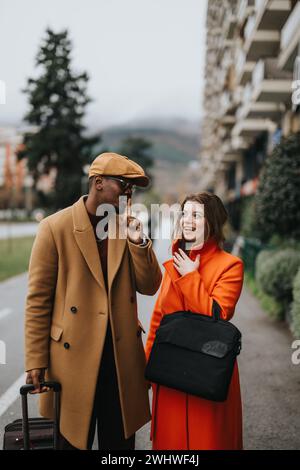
[[137, 329, 142, 338], [64, 342, 70, 350], [70, 306, 77, 314], [130, 296, 135, 303]]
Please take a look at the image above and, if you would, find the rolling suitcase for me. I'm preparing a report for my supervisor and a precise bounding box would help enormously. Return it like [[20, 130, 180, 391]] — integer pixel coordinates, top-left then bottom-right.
[[3, 381, 61, 450]]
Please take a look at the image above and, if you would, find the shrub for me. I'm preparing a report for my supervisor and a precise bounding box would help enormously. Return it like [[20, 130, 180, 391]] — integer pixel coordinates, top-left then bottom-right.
[[255, 248, 300, 305], [245, 272, 284, 321]]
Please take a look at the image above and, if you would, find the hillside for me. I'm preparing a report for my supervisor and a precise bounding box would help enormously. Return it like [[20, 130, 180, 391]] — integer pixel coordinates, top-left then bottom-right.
[[93, 119, 201, 164]]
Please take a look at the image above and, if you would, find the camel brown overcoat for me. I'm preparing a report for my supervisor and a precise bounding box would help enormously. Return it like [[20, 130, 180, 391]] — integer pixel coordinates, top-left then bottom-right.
[[25, 195, 162, 449]]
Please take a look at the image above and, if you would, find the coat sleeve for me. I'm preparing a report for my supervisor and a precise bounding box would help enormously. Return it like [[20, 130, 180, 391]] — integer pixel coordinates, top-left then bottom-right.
[[25, 219, 58, 371], [144, 272, 166, 362], [127, 239, 162, 296], [174, 257, 244, 321]]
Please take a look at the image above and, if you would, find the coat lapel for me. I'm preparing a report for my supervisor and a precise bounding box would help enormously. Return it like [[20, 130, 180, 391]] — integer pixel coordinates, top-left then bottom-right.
[[72, 196, 106, 290], [72, 196, 127, 293], [107, 214, 127, 293]]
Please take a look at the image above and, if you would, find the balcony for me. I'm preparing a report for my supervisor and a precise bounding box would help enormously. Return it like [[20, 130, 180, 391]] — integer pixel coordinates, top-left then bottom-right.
[[251, 58, 292, 104], [223, 8, 238, 39], [232, 118, 277, 138], [254, 0, 291, 30], [218, 88, 242, 122], [244, 14, 280, 60], [220, 92, 231, 116], [241, 82, 253, 104], [231, 135, 249, 150], [222, 48, 233, 70], [236, 101, 285, 120], [243, 1, 291, 60], [234, 82, 243, 99], [278, 1, 300, 71], [241, 62, 256, 85], [221, 139, 242, 163], [221, 115, 236, 129], [235, 48, 256, 85], [223, 151, 242, 163], [237, 0, 255, 25]]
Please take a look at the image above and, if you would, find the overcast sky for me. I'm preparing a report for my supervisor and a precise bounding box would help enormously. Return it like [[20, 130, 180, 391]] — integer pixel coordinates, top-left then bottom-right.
[[0, 0, 207, 130]]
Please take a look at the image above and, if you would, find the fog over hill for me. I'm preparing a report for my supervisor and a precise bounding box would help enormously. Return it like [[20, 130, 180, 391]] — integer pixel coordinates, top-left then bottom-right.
[[93, 117, 202, 164]]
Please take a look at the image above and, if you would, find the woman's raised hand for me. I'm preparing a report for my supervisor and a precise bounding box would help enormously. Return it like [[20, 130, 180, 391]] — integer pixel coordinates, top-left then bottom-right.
[[173, 248, 200, 277]]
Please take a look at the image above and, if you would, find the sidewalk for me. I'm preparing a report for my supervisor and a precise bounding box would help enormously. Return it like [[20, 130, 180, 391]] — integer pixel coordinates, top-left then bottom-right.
[[235, 287, 300, 450]]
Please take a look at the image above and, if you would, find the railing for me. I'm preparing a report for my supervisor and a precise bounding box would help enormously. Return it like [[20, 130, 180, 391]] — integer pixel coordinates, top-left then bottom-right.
[[281, 1, 300, 51], [241, 82, 253, 104], [294, 54, 300, 82], [244, 14, 256, 42], [237, 0, 248, 23], [236, 104, 247, 121], [220, 92, 231, 114], [252, 59, 265, 88], [233, 87, 243, 106], [237, 0, 255, 23], [223, 7, 237, 39], [236, 49, 246, 78], [255, 0, 267, 15]]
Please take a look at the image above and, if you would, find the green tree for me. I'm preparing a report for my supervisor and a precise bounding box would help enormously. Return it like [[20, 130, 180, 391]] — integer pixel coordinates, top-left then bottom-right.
[[18, 28, 100, 209], [255, 132, 300, 241]]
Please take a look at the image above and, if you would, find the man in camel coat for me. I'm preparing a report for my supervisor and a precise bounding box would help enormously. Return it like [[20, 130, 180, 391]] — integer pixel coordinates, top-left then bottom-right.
[[24, 152, 162, 450]]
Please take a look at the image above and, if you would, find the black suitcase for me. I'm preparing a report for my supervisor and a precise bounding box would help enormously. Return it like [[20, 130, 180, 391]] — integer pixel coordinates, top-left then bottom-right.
[[3, 381, 61, 450]]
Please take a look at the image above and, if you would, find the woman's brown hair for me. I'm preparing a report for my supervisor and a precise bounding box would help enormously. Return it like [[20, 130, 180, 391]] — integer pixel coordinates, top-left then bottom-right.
[[175, 192, 228, 250]]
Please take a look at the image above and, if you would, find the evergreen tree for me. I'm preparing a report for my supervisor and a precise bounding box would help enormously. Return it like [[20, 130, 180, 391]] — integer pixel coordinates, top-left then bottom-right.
[[18, 28, 100, 209]]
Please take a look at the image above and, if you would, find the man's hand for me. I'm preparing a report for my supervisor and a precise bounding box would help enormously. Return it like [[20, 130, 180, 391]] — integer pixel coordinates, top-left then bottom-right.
[[127, 216, 144, 244], [124, 197, 144, 245], [173, 248, 200, 277], [26, 369, 50, 394]]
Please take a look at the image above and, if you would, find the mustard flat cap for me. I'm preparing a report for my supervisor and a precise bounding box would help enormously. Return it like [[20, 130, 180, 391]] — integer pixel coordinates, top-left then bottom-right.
[[89, 152, 149, 188]]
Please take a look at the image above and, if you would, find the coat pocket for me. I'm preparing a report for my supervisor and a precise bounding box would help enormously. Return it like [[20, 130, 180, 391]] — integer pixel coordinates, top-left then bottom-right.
[[50, 324, 63, 342]]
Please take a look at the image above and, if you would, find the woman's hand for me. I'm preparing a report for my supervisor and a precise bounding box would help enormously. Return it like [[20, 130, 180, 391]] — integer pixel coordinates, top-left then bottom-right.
[[173, 248, 200, 277]]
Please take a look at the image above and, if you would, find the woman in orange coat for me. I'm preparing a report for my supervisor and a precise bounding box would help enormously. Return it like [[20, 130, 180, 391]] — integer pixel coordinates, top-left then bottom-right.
[[145, 192, 244, 450]]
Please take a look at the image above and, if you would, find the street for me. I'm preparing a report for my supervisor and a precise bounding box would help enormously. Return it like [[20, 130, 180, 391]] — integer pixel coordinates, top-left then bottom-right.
[[0, 236, 300, 450], [0, 223, 38, 240]]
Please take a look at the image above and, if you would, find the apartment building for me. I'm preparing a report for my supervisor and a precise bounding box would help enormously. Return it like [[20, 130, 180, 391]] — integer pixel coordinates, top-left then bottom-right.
[[200, 0, 300, 226]]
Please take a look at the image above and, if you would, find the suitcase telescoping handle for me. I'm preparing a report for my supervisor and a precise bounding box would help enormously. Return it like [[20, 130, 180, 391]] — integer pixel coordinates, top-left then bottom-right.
[[20, 381, 61, 450]]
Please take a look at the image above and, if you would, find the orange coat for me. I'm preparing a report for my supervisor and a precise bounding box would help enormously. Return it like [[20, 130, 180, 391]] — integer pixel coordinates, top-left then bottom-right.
[[145, 238, 244, 450]]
